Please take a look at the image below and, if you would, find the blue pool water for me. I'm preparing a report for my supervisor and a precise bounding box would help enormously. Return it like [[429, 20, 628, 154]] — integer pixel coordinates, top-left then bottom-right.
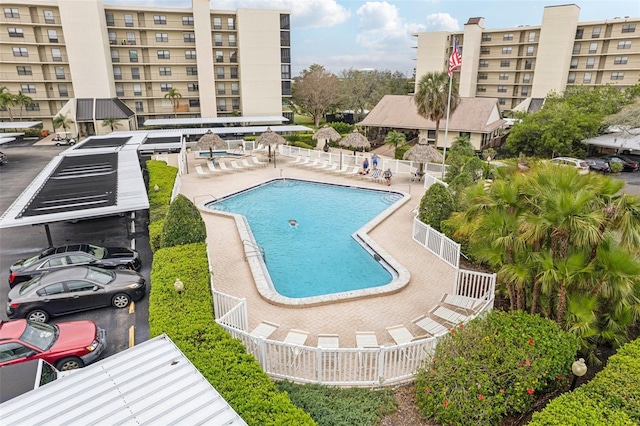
[[207, 179, 402, 298], [198, 151, 242, 158]]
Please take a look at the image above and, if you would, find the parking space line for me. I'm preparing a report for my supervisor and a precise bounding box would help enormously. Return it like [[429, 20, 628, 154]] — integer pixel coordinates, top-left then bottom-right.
[[129, 301, 135, 314], [130, 212, 136, 250], [129, 325, 135, 347]]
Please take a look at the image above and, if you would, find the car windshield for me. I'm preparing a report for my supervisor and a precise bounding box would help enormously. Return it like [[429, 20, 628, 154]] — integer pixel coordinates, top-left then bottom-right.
[[19, 275, 43, 295], [85, 266, 114, 285], [87, 244, 106, 259], [20, 321, 58, 351], [20, 254, 42, 268]]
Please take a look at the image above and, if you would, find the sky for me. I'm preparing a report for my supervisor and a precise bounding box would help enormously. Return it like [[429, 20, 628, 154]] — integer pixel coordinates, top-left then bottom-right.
[[107, 0, 640, 77]]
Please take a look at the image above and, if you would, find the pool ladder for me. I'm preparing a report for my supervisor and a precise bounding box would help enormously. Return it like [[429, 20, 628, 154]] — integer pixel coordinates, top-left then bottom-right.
[[243, 240, 266, 262]]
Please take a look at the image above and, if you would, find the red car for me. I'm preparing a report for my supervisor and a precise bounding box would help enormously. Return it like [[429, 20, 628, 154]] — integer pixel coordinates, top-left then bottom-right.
[[0, 319, 106, 371]]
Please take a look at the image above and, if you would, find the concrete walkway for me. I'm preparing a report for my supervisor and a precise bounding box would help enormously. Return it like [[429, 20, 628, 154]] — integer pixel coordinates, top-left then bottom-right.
[[177, 152, 457, 348]]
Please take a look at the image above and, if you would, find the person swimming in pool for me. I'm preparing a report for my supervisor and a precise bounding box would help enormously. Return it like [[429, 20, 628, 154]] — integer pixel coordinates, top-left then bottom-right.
[[288, 219, 298, 228]]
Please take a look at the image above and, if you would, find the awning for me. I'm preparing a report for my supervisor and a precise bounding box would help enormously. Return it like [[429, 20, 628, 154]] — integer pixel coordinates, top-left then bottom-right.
[[0, 121, 42, 130], [143, 116, 289, 127]]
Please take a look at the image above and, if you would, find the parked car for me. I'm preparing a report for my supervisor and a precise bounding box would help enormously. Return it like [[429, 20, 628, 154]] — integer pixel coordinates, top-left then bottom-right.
[[584, 158, 611, 173], [549, 157, 590, 175], [601, 155, 639, 172], [0, 359, 72, 403], [0, 151, 6, 166], [0, 319, 106, 371], [7, 266, 146, 323], [9, 243, 141, 287]]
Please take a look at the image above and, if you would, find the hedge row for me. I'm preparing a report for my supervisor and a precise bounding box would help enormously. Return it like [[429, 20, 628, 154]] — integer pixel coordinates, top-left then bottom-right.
[[146, 160, 178, 222], [529, 338, 640, 425], [161, 194, 206, 248]]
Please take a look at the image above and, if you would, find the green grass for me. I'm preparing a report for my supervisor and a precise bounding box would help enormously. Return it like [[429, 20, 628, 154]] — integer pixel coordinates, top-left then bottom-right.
[[294, 114, 316, 127]]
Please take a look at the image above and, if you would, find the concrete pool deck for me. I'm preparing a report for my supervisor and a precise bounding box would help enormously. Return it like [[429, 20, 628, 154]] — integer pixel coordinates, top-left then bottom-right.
[[176, 153, 457, 348]]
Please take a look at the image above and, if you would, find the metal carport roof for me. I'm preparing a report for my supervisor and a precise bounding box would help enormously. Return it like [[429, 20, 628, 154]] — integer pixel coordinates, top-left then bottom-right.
[[143, 115, 289, 127], [0, 121, 42, 130]]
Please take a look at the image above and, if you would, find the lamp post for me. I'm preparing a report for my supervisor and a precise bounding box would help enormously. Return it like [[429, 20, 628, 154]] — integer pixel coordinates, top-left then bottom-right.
[[570, 358, 587, 390]]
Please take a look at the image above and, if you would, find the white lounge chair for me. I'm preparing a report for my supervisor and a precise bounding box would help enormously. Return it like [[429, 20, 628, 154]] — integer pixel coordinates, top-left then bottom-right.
[[251, 156, 268, 167], [386, 325, 414, 345], [250, 320, 280, 339], [355, 331, 379, 348], [218, 162, 234, 173], [294, 157, 311, 168], [241, 159, 256, 168], [313, 160, 330, 171], [440, 293, 486, 312], [289, 156, 304, 165], [283, 329, 310, 367], [304, 159, 321, 168], [317, 334, 340, 349], [195, 165, 208, 176], [364, 168, 383, 182], [344, 166, 360, 177], [323, 163, 339, 173], [230, 160, 245, 171], [412, 315, 449, 337], [332, 164, 350, 174], [207, 161, 223, 173], [430, 305, 469, 325]]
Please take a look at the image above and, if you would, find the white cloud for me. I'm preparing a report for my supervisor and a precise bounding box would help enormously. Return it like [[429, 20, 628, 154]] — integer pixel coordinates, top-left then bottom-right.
[[355, 2, 425, 49], [425, 12, 459, 31]]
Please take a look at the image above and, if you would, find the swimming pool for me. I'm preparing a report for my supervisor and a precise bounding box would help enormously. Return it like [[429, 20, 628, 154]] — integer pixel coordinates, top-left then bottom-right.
[[197, 151, 243, 158], [206, 179, 410, 304]]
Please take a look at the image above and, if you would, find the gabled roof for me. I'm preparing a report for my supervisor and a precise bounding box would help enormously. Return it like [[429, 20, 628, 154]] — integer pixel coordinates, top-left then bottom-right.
[[358, 95, 505, 133], [76, 98, 135, 121]]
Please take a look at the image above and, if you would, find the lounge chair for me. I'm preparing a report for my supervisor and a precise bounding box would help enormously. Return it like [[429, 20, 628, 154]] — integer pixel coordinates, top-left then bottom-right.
[[230, 160, 245, 171], [386, 325, 414, 345], [283, 329, 310, 364], [207, 161, 223, 173], [195, 165, 208, 176], [251, 156, 268, 167], [218, 162, 234, 173], [317, 334, 340, 349], [241, 159, 256, 168], [304, 159, 321, 168], [249, 320, 280, 339], [323, 163, 339, 173], [364, 168, 382, 182], [344, 166, 360, 177], [294, 157, 311, 168], [430, 305, 469, 325], [440, 293, 486, 313], [355, 331, 379, 348], [412, 315, 449, 337], [332, 164, 350, 174], [313, 160, 330, 171]]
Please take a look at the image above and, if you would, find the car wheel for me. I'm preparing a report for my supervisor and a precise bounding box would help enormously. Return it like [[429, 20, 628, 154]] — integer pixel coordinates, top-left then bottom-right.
[[27, 309, 49, 323], [115, 265, 129, 270], [69, 142, 75, 146], [56, 357, 84, 371], [112, 293, 131, 309], [55, 142, 61, 146]]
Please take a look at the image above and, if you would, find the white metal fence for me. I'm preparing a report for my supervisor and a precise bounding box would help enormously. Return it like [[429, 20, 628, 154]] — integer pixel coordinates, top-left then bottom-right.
[[412, 218, 460, 269]]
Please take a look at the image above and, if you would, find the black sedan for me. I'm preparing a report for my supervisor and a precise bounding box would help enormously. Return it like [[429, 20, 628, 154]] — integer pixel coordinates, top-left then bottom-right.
[[7, 266, 146, 322], [585, 158, 611, 173], [601, 155, 639, 172], [9, 244, 141, 287]]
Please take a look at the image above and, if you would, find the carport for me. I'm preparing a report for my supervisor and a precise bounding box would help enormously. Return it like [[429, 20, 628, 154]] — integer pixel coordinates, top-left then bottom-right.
[[0, 121, 42, 144]]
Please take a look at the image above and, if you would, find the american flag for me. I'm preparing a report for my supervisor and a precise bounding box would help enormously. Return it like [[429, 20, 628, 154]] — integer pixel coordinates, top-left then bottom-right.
[[448, 39, 462, 77]]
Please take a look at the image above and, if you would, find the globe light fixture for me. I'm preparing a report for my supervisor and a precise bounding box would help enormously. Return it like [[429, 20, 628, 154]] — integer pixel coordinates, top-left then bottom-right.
[[570, 358, 587, 390], [174, 278, 184, 294]]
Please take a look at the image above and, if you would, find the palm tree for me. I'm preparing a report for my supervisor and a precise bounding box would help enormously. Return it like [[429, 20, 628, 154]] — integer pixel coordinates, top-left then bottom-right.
[[164, 88, 182, 117], [384, 131, 406, 157], [102, 117, 122, 132], [14, 91, 33, 121], [53, 113, 74, 133], [414, 71, 459, 147], [0, 86, 16, 121]]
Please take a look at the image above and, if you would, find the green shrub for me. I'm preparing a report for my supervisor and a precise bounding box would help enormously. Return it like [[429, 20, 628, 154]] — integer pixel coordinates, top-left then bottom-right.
[[418, 183, 455, 232], [149, 244, 314, 425], [149, 219, 164, 252], [244, 135, 257, 142], [146, 160, 178, 222], [395, 144, 411, 160], [161, 194, 206, 248], [530, 338, 640, 425], [610, 161, 624, 173], [276, 381, 396, 426], [290, 140, 314, 150], [327, 121, 353, 135], [415, 311, 578, 425]]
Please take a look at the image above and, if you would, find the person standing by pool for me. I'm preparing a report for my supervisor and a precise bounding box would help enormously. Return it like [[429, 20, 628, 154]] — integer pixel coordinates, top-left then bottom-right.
[[383, 168, 393, 186], [359, 157, 370, 175], [371, 153, 379, 169]]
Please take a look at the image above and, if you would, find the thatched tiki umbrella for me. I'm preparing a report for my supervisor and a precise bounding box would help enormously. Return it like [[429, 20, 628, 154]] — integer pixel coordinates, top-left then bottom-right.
[[312, 125, 342, 152], [338, 129, 371, 169], [255, 127, 286, 167], [403, 139, 443, 176], [196, 130, 227, 158]]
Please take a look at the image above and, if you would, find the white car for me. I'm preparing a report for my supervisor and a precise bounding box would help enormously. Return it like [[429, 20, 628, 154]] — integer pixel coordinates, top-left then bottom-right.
[[549, 157, 590, 175]]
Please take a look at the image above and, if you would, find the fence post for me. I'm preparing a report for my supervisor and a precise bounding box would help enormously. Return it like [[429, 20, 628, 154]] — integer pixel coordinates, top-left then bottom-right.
[[317, 348, 323, 383], [378, 346, 386, 385]]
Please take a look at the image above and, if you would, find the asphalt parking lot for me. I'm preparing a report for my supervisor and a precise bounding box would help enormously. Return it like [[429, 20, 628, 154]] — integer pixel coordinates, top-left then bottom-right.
[[0, 140, 152, 361]]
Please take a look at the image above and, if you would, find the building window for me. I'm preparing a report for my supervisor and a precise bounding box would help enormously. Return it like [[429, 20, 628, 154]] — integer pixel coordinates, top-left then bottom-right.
[[524, 60, 533, 70], [51, 48, 62, 61], [281, 48, 290, 63], [586, 57, 595, 69], [573, 43, 581, 54], [614, 56, 628, 65], [124, 14, 134, 27], [229, 34, 236, 46], [12, 47, 28, 57], [500, 60, 510, 67], [282, 80, 292, 96], [498, 98, 506, 105], [478, 72, 488, 80], [499, 73, 509, 80], [503, 33, 513, 41], [281, 31, 290, 46], [133, 84, 142, 95], [521, 87, 529, 96], [502, 47, 512, 54], [611, 72, 625, 80], [528, 31, 536, 42], [621, 24, 636, 33], [229, 51, 237, 63], [213, 17, 222, 29], [617, 41, 631, 49], [232, 99, 240, 111], [25, 102, 40, 111], [228, 17, 235, 30], [115, 84, 124, 96], [8, 27, 24, 37], [4, 8, 20, 18], [589, 42, 598, 53], [583, 72, 592, 84], [157, 50, 170, 59], [58, 84, 68, 97], [43, 9, 55, 24], [216, 67, 225, 78], [113, 67, 122, 79], [480, 47, 490, 55], [215, 51, 223, 62], [186, 66, 197, 75], [189, 99, 200, 107], [230, 67, 238, 78], [108, 32, 117, 45], [156, 33, 168, 42], [570, 58, 578, 69], [111, 49, 119, 62], [154, 15, 166, 25], [479, 60, 489, 68], [592, 27, 601, 38], [185, 50, 196, 59], [477, 85, 486, 93], [217, 99, 226, 111], [21, 84, 36, 93], [217, 83, 225, 95], [567, 72, 576, 83], [497, 86, 507, 93], [47, 29, 58, 42], [17, 66, 32, 75], [129, 50, 138, 62], [159, 67, 171, 76], [182, 16, 193, 25], [281, 64, 291, 79], [135, 101, 144, 112], [280, 14, 290, 30], [481, 34, 492, 42], [231, 82, 239, 95], [160, 83, 173, 92], [131, 68, 140, 79], [526, 46, 534, 56], [106, 13, 114, 26], [188, 83, 198, 92], [214, 34, 223, 46], [183, 32, 195, 42], [575, 28, 584, 39], [523, 73, 531, 83], [55, 66, 65, 79]]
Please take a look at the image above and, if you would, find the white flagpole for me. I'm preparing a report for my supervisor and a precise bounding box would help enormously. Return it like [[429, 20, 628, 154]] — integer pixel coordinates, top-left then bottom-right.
[[441, 69, 454, 179]]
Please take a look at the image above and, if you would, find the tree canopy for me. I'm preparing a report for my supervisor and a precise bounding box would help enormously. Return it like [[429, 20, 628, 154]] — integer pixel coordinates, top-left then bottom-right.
[[291, 64, 341, 127], [414, 72, 459, 146]]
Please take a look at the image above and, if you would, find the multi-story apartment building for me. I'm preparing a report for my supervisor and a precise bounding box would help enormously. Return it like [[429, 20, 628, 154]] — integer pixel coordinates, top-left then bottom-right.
[[1, 0, 292, 130], [414, 4, 640, 112]]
